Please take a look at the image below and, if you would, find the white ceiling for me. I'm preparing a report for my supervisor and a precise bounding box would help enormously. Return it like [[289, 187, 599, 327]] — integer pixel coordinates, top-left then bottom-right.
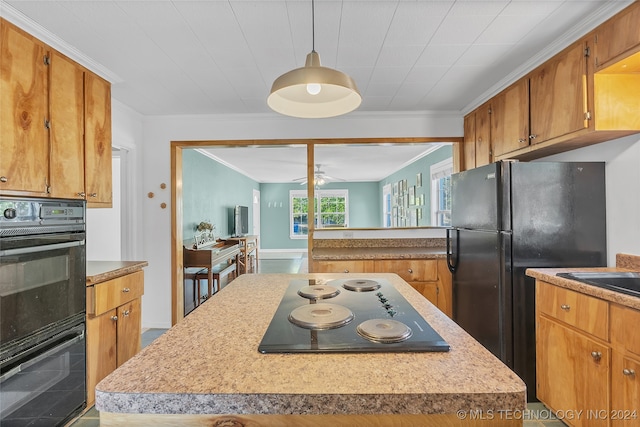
[[1, 0, 631, 182]]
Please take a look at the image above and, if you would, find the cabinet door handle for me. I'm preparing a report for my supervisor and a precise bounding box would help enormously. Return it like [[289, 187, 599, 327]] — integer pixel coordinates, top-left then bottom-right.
[[560, 304, 570, 311], [88, 193, 97, 198], [408, 268, 413, 274], [591, 351, 602, 361], [344, 269, 349, 273], [529, 134, 538, 140], [518, 138, 526, 143], [111, 315, 118, 322], [0, 176, 7, 183], [122, 309, 130, 317], [122, 287, 130, 293], [623, 368, 636, 377], [77, 192, 86, 197]]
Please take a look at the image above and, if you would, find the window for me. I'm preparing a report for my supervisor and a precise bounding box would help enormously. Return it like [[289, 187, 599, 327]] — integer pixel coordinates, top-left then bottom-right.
[[290, 189, 349, 238], [430, 158, 452, 227]]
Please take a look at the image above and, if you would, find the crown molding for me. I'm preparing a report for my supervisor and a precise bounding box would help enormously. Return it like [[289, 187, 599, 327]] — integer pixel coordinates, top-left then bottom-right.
[[0, 1, 122, 83]]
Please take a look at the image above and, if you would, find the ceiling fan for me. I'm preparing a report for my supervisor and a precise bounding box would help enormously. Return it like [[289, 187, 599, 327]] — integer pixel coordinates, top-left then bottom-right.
[[293, 164, 345, 186]]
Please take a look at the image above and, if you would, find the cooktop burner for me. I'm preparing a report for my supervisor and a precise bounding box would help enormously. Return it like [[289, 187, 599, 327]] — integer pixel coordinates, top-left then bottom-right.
[[258, 278, 450, 353], [357, 318, 412, 343], [288, 303, 354, 330], [341, 279, 381, 292], [297, 284, 341, 300]]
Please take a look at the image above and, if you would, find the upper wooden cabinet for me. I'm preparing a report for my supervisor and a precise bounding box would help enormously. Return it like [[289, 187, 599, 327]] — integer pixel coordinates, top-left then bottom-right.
[[463, 2, 640, 168], [491, 78, 529, 158], [462, 102, 491, 170], [48, 50, 85, 199], [0, 18, 112, 206], [0, 20, 49, 195], [85, 72, 113, 207], [593, 1, 640, 70], [529, 40, 589, 145]]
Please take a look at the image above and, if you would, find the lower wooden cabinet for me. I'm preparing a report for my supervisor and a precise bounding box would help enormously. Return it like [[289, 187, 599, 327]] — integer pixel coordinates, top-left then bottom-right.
[[536, 316, 610, 427], [313, 260, 374, 274], [536, 280, 640, 427], [313, 258, 452, 318], [86, 270, 144, 406]]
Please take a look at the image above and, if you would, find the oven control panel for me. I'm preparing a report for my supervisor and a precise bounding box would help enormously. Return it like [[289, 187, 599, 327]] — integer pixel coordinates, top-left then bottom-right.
[[0, 197, 85, 234]]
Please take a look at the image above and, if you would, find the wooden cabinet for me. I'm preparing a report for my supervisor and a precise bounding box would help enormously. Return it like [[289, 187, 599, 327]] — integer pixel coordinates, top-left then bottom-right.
[[593, 1, 640, 70], [48, 50, 85, 199], [610, 304, 640, 426], [0, 19, 49, 195], [462, 3, 640, 167], [491, 79, 529, 157], [0, 18, 112, 205], [462, 114, 476, 170], [529, 40, 589, 145], [462, 102, 491, 170], [374, 259, 452, 318], [536, 280, 640, 427], [86, 270, 144, 406], [84, 72, 113, 207], [536, 315, 610, 427], [313, 260, 374, 274]]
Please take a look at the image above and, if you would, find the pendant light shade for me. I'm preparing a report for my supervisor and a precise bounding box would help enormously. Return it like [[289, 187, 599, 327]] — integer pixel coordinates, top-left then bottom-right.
[[267, 1, 361, 118]]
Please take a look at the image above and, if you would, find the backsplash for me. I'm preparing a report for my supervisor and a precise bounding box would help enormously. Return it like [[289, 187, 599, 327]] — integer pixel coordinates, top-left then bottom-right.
[[616, 253, 640, 270]]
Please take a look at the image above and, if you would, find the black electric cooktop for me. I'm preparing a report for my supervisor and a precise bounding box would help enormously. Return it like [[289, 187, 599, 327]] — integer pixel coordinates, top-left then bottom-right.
[[258, 278, 450, 354]]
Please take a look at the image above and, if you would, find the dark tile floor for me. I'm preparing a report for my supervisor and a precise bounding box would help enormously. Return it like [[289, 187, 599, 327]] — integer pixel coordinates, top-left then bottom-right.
[[71, 257, 564, 426]]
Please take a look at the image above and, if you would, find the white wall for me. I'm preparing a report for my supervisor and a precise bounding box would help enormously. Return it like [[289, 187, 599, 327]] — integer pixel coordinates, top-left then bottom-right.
[[139, 112, 463, 328], [539, 134, 640, 266], [86, 157, 121, 260]]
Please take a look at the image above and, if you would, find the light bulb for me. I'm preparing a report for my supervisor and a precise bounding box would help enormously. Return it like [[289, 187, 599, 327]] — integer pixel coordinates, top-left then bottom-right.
[[306, 83, 321, 95]]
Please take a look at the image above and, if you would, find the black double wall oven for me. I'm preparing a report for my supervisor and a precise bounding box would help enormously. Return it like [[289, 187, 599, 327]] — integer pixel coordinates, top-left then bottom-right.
[[0, 197, 87, 426]]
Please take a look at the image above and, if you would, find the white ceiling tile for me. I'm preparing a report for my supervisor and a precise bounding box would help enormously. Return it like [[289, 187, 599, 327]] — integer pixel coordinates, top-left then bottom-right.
[[430, 14, 496, 45], [376, 45, 425, 67]]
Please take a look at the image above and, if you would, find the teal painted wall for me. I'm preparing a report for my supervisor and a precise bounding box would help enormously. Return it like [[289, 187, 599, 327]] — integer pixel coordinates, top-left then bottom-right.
[[379, 145, 453, 226], [259, 181, 380, 249], [259, 183, 305, 250], [182, 150, 258, 242]]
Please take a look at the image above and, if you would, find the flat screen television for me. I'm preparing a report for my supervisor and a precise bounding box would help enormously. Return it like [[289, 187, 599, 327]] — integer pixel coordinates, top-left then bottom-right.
[[233, 205, 249, 237]]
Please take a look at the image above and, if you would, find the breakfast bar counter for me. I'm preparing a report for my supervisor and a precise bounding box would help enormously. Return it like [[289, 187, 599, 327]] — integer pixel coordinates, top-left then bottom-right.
[[95, 273, 526, 426]]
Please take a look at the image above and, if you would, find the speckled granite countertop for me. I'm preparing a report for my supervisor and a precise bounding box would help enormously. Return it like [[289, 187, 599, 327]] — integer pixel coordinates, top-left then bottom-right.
[[95, 273, 525, 416], [526, 253, 640, 310], [312, 238, 447, 260], [86, 261, 148, 285], [313, 246, 446, 260]]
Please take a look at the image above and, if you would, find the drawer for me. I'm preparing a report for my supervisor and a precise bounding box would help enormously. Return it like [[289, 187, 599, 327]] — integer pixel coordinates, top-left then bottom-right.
[[374, 259, 438, 282], [87, 270, 144, 316], [611, 304, 640, 357], [537, 281, 609, 341], [313, 260, 374, 274]]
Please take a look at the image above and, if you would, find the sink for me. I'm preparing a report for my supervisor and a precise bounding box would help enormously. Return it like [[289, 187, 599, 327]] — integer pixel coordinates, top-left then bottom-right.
[[556, 272, 640, 298]]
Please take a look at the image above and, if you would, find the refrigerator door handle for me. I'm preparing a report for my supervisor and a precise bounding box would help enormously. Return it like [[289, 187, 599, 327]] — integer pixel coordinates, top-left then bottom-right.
[[446, 228, 459, 273]]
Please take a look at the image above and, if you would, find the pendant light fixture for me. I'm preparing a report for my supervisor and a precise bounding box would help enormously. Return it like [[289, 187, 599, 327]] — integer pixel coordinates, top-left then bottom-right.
[[267, 0, 361, 118]]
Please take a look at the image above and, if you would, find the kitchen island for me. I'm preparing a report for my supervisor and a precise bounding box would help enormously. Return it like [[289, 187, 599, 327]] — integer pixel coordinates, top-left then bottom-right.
[[95, 273, 526, 426]]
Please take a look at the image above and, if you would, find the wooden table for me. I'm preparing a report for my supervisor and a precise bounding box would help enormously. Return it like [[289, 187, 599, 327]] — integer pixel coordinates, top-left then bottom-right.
[[183, 243, 240, 296], [225, 235, 258, 274]]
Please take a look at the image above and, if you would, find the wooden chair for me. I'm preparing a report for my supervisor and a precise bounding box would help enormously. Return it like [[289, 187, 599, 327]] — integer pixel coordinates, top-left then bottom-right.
[[183, 267, 208, 314]]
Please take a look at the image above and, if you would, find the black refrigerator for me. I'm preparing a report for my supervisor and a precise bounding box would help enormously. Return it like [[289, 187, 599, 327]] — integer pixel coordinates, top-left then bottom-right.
[[445, 161, 606, 401]]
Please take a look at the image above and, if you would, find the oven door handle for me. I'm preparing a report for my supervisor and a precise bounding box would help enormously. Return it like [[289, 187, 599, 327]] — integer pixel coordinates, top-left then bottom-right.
[[0, 240, 84, 257], [0, 325, 85, 380]]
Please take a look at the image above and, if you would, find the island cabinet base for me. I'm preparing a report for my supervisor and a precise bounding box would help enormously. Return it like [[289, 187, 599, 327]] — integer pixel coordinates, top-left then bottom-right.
[[99, 412, 523, 426]]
